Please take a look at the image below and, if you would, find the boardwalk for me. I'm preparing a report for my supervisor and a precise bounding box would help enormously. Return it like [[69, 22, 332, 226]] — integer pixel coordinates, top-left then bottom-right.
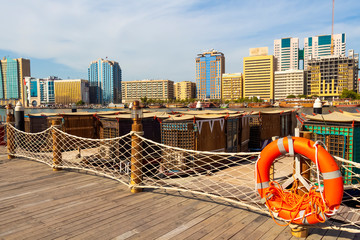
[[0, 156, 358, 240]]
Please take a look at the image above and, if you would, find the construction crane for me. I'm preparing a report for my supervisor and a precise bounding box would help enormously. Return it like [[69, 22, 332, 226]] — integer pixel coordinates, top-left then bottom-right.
[[331, 0, 335, 55]]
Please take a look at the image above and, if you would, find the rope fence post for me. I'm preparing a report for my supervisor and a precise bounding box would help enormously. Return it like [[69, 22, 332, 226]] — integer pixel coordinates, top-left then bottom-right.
[[130, 101, 143, 193], [6, 104, 15, 159], [52, 119, 62, 171]]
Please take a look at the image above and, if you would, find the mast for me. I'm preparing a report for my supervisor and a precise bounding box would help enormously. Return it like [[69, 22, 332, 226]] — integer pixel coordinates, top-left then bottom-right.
[[331, 0, 335, 55]]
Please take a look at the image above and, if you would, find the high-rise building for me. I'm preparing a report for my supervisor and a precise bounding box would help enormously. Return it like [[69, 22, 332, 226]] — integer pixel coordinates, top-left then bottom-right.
[[0, 57, 30, 106], [174, 81, 196, 100], [24, 76, 59, 107], [304, 33, 346, 70], [306, 50, 358, 98], [243, 47, 275, 101], [195, 50, 225, 99], [54, 79, 90, 105], [122, 79, 174, 103], [274, 37, 299, 71], [24, 77, 40, 107], [88, 58, 122, 104], [221, 73, 243, 101], [274, 70, 305, 100]]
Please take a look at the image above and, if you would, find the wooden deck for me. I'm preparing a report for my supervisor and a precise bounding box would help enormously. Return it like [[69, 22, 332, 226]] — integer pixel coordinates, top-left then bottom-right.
[[0, 155, 358, 240]]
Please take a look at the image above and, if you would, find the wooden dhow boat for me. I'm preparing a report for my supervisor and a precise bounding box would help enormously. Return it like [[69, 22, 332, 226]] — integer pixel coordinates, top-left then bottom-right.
[[333, 100, 360, 108], [279, 99, 315, 108]]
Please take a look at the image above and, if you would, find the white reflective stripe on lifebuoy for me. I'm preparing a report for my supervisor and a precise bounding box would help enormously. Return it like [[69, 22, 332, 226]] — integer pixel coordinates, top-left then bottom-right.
[[287, 136, 294, 156], [317, 208, 329, 221], [322, 170, 342, 180], [270, 210, 279, 218], [302, 216, 309, 224], [277, 138, 287, 154], [257, 181, 269, 189], [299, 210, 305, 218]]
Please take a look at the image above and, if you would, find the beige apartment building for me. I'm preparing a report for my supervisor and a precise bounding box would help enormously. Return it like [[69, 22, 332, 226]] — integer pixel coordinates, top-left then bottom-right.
[[243, 47, 275, 101], [274, 70, 305, 100], [122, 79, 174, 102], [221, 73, 243, 101], [174, 81, 196, 100]]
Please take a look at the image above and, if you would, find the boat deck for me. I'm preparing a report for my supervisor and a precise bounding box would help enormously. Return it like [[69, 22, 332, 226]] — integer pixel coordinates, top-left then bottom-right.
[[0, 156, 357, 239]]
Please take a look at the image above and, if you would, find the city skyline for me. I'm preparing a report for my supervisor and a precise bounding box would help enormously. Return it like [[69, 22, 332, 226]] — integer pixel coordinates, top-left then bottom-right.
[[1, 0, 360, 82]]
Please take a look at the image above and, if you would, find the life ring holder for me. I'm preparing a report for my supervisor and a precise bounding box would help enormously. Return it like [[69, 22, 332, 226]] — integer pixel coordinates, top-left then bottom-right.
[[256, 136, 343, 225]]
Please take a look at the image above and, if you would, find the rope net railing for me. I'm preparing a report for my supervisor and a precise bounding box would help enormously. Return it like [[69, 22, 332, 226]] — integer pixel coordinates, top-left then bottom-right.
[[0, 122, 7, 149], [3, 123, 360, 232]]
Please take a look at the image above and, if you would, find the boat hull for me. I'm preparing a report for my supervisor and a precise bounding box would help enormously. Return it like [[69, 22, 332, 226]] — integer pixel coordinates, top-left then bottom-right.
[[228, 103, 246, 108], [148, 105, 164, 109], [334, 104, 360, 108], [279, 103, 314, 108], [188, 102, 217, 108], [247, 103, 272, 108], [165, 104, 186, 108]]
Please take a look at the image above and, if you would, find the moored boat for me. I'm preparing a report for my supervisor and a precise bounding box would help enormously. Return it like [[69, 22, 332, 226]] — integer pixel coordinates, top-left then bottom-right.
[[247, 102, 272, 108], [148, 103, 165, 109], [188, 101, 217, 109], [220, 103, 229, 108], [108, 103, 127, 109], [279, 99, 315, 108], [165, 103, 186, 108], [228, 103, 246, 108], [333, 100, 360, 108]]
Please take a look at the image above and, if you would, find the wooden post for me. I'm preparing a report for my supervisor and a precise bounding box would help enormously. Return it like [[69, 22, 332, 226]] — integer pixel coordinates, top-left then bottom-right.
[[289, 131, 312, 238], [52, 119, 62, 171], [298, 131, 312, 195], [130, 101, 143, 193], [270, 136, 279, 181], [6, 104, 15, 159], [289, 224, 309, 238]]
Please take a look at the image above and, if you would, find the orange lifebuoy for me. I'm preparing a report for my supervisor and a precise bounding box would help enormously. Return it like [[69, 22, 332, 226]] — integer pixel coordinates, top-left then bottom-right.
[[256, 136, 343, 225]]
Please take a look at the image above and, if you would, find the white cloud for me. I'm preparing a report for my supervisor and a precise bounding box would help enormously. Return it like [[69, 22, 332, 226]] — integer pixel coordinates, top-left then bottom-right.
[[1, 0, 360, 82]]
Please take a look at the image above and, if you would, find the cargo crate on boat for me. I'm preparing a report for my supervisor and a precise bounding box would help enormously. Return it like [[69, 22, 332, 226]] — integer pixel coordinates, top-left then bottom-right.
[[261, 110, 296, 140], [97, 112, 170, 164], [58, 113, 96, 138], [160, 113, 246, 173], [303, 111, 360, 184], [98, 112, 168, 142], [25, 111, 121, 137], [25, 113, 58, 133], [240, 115, 251, 152], [248, 110, 296, 151]]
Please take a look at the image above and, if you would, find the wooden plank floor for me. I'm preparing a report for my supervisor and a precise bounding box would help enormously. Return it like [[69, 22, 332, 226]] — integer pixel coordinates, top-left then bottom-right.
[[0, 156, 358, 240]]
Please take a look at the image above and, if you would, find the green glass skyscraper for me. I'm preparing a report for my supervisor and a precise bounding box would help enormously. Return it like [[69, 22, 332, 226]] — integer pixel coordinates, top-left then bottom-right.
[[0, 57, 31, 106]]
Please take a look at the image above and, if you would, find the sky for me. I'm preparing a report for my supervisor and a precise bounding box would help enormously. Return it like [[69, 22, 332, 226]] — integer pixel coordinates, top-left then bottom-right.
[[1, 0, 360, 82]]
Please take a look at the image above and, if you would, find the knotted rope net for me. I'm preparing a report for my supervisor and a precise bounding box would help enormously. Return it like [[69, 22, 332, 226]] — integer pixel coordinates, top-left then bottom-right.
[[2, 123, 360, 233]]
